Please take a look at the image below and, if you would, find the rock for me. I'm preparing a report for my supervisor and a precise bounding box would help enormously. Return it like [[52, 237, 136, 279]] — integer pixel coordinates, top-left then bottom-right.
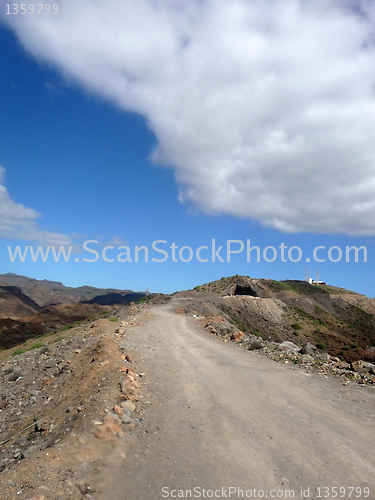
[[22, 445, 39, 458], [0, 399, 8, 409], [278, 341, 300, 354], [7, 369, 22, 381], [300, 342, 316, 355], [125, 355, 134, 364], [121, 415, 131, 424], [93, 418, 121, 440], [29, 496, 45, 500], [120, 401, 136, 412], [125, 374, 139, 388], [0, 458, 9, 472], [337, 361, 350, 369], [113, 405, 124, 416], [300, 354, 314, 362], [231, 330, 244, 342], [120, 381, 139, 401], [351, 360, 375, 374], [317, 353, 330, 361]]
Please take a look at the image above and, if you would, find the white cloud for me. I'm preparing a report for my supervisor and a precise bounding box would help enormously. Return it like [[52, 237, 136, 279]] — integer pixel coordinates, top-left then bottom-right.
[[0, 166, 72, 245], [3, 0, 375, 234]]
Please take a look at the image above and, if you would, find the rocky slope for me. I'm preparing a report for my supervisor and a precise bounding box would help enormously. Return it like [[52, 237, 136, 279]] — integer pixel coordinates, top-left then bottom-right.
[[175, 275, 375, 363], [0, 302, 153, 499], [0, 303, 114, 350]]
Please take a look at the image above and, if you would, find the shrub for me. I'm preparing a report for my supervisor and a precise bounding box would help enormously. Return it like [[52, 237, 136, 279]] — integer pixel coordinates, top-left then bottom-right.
[[28, 342, 45, 350], [316, 342, 326, 350], [11, 349, 25, 357], [252, 330, 266, 340], [248, 340, 263, 350], [61, 324, 74, 331], [291, 322, 302, 330], [109, 317, 118, 322]]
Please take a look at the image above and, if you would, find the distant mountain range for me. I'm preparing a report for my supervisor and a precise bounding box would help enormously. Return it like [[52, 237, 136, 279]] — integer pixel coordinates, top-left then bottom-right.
[[0, 273, 146, 309], [0, 274, 148, 349]]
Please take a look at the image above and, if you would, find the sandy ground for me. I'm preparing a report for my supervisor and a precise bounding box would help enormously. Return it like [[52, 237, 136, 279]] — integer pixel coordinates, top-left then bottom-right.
[[95, 299, 375, 500]]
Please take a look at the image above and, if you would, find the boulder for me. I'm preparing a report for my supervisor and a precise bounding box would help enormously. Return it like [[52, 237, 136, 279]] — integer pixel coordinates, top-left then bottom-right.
[[231, 330, 244, 342], [351, 360, 375, 374], [300, 342, 316, 356], [278, 341, 300, 354]]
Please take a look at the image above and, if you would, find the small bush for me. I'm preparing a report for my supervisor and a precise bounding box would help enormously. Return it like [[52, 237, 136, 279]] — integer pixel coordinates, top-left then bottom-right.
[[291, 322, 302, 330], [316, 342, 326, 350], [248, 340, 263, 350], [61, 324, 74, 331], [342, 345, 351, 351], [27, 342, 45, 351], [26, 342, 44, 351], [293, 331, 299, 336], [109, 317, 118, 322], [252, 330, 266, 340], [11, 349, 25, 357]]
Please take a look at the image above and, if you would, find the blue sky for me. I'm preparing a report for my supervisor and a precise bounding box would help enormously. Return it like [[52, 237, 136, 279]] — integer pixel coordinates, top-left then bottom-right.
[[0, 1, 375, 295]]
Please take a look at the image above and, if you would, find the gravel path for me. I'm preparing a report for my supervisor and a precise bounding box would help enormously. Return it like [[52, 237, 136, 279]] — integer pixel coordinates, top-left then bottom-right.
[[100, 300, 375, 500]]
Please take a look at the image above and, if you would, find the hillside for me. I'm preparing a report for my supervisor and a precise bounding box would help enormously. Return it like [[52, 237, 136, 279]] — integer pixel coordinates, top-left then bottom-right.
[[0, 302, 115, 350], [0, 274, 148, 350], [0, 285, 42, 319], [175, 275, 375, 363], [0, 273, 144, 307]]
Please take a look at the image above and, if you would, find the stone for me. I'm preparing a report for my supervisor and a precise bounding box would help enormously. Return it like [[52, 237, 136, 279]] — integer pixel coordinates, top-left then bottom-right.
[[278, 341, 300, 354], [7, 369, 22, 382], [125, 374, 139, 388], [29, 496, 45, 500], [300, 342, 316, 355], [120, 381, 139, 401], [120, 401, 136, 412], [0, 458, 9, 472], [93, 421, 120, 441], [113, 405, 124, 417], [300, 354, 314, 362], [351, 360, 375, 374], [0, 400, 8, 409], [337, 361, 350, 369], [231, 330, 244, 342], [121, 415, 131, 424]]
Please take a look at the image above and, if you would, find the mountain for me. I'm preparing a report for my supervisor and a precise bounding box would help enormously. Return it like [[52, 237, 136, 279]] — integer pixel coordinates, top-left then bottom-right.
[[0, 285, 42, 319], [175, 275, 375, 363], [0, 273, 145, 307]]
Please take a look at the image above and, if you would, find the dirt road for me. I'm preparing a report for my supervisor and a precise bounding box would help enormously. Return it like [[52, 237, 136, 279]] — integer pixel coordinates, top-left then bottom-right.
[[99, 300, 375, 500]]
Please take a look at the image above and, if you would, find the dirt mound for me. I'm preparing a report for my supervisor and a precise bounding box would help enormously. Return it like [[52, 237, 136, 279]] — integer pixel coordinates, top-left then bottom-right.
[[0, 304, 152, 499]]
